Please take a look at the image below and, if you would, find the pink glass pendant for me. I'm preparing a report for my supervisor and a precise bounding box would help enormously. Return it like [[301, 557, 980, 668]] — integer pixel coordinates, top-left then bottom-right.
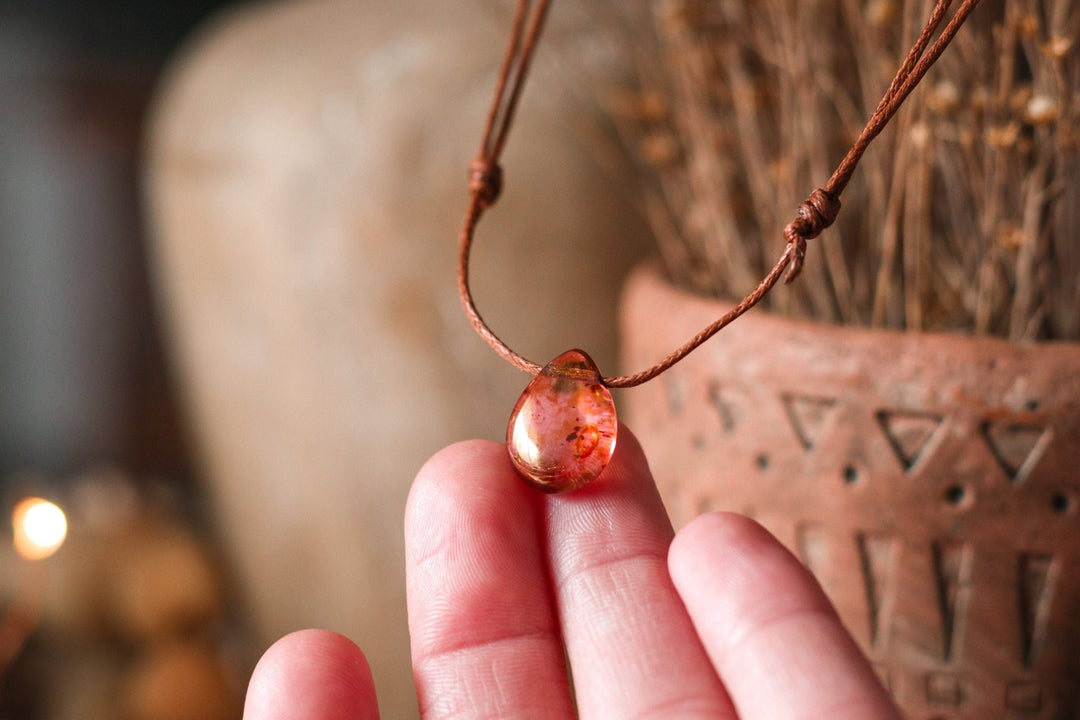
[[506, 349, 618, 493]]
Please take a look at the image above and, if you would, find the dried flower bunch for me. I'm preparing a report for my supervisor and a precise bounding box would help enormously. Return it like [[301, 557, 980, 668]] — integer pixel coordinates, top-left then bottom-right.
[[614, 0, 1078, 340]]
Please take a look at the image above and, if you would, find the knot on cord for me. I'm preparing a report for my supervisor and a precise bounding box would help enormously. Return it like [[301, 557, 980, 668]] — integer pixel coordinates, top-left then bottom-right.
[[783, 188, 841, 283], [469, 157, 503, 210]]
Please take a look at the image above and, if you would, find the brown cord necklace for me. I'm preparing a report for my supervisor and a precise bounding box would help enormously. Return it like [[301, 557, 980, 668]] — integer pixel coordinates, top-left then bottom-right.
[[460, 0, 983, 493]]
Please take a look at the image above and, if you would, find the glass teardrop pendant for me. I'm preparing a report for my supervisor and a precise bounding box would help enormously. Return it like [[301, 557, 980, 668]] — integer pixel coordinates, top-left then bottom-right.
[[506, 349, 617, 493]]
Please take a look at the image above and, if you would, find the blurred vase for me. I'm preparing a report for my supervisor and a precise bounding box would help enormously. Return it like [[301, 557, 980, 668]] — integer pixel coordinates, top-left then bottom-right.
[[145, 1, 650, 717], [621, 261, 1080, 720]]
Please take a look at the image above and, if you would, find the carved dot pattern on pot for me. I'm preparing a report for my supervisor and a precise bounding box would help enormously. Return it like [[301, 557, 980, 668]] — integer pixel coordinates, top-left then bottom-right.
[[622, 263, 1080, 720], [943, 484, 970, 508], [1050, 493, 1070, 514]]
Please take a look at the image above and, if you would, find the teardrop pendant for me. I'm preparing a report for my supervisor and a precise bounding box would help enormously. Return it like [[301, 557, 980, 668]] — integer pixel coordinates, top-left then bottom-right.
[[506, 349, 618, 493]]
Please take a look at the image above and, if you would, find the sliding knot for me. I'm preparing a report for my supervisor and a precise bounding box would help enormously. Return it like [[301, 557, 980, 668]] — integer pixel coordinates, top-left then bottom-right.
[[782, 188, 841, 283], [469, 158, 503, 210]]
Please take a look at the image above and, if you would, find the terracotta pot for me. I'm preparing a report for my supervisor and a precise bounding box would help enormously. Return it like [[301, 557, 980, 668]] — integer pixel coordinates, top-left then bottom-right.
[[621, 261, 1080, 720]]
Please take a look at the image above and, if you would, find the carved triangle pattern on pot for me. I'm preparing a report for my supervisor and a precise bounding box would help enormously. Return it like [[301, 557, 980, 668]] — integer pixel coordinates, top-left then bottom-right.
[[1018, 553, 1056, 669], [876, 410, 945, 472], [932, 540, 972, 662], [795, 523, 828, 579], [982, 422, 1050, 483], [856, 533, 899, 650], [781, 394, 838, 450]]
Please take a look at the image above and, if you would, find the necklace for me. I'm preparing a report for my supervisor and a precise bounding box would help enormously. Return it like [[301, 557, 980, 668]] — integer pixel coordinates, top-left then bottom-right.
[[459, 0, 982, 493]]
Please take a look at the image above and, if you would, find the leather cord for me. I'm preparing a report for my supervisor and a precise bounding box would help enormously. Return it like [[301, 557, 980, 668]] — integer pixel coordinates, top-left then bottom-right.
[[458, 0, 983, 388]]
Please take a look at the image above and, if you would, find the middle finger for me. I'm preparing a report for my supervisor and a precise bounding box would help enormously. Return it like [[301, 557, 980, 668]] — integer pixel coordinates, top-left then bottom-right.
[[543, 428, 735, 719]]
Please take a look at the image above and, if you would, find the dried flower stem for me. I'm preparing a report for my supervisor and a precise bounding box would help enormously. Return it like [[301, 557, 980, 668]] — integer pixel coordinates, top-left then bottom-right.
[[608, 0, 1078, 339]]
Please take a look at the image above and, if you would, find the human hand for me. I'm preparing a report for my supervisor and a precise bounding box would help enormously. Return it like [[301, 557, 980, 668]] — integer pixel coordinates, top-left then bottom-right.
[[242, 428, 900, 719]]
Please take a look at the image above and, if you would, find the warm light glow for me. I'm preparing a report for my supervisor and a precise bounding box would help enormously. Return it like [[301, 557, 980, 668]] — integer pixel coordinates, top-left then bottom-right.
[[12, 498, 67, 561]]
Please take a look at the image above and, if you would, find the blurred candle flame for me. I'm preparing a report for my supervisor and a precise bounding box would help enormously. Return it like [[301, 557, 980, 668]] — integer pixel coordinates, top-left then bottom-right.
[[12, 498, 67, 561]]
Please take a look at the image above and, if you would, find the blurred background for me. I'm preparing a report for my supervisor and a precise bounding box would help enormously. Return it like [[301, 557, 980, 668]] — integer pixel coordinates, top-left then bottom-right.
[[1, 1, 246, 718], [0, 1, 651, 717], [1, 0, 230, 485], [6, 0, 1076, 718]]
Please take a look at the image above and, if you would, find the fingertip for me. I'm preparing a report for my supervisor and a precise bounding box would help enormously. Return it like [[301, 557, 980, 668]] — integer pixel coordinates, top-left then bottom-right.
[[408, 426, 650, 509], [408, 439, 511, 509], [414, 438, 508, 478], [669, 512, 790, 586], [671, 510, 763, 550], [669, 511, 836, 641], [244, 629, 378, 720], [411, 438, 509, 493], [405, 439, 531, 560]]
